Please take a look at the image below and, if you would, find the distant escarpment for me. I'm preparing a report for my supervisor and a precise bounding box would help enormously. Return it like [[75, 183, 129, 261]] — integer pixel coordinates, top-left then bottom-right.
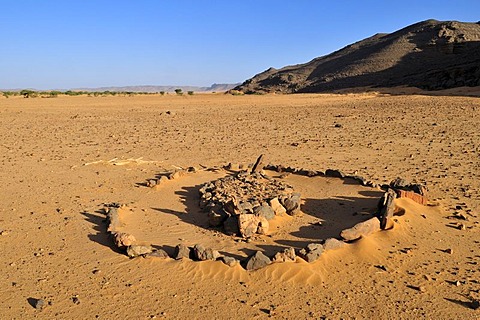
[[234, 20, 480, 94]]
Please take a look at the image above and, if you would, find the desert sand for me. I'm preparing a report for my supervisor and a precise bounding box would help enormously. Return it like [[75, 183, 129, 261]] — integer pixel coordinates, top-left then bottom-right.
[[0, 92, 479, 319]]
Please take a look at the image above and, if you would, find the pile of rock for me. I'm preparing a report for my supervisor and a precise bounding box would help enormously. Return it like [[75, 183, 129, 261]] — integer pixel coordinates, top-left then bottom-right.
[[199, 170, 301, 238]]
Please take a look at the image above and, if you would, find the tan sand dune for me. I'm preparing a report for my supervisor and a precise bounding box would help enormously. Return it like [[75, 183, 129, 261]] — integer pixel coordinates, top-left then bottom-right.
[[0, 93, 478, 319]]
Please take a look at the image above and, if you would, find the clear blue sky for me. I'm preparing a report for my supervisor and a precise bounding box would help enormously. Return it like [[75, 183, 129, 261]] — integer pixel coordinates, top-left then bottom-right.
[[0, 0, 478, 89]]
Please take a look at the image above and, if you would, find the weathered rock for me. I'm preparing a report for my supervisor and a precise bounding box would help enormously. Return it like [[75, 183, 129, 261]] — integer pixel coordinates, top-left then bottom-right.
[[146, 179, 157, 187], [145, 249, 170, 259], [222, 256, 239, 267], [207, 208, 227, 227], [106, 207, 123, 232], [126, 245, 153, 258], [272, 247, 296, 262], [390, 177, 408, 188], [408, 184, 428, 196], [325, 169, 345, 178], [174, 244, 191, 260], [269, 197, 287, 215], [323, 238, 347, 251], [378, 189, 397, 229], [112, 232, 136, 248], [340, 217, 381, 241], [245, 251, 271, 270], [251, 154, 265, 174], [193, 244, 221, 261], [298, 243, 324, 262], [282, 193, 301, 215], [238, 214, 269, 237], [396, 189, 428, 205], [237, 201, 254, 214], [34, 298, 46, 310], [223, 216, 239, 236], [253, 204, 275, 221]]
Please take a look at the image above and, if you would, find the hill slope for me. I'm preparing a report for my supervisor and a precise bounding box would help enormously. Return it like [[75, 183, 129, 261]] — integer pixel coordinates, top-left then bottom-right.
[[234, 20, 480, 93]]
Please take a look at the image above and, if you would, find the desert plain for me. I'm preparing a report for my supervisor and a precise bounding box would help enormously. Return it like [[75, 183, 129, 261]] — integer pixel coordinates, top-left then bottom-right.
[[0, 91, 479, 319]]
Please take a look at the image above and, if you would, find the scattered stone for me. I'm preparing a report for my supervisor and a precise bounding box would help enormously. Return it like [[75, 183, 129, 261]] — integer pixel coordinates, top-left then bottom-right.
[[269, 197, 287, 216], [334, 123, 343, 128], [34, 298, 46, 310], [245, 251, 271, 271], [193, 244, 220, 261], [207, 207, 227, 227], [222, 256, 239, 267], [378, 189, 397, 229], [298, 243, 324, 262], [325, 169, 345, 178], [145, 249, 170, 259], [112, 232, 136, 248], [126, 245, 153, 258], [272, 247, 296, 262], [458, 223, 466, 230], [106, 207, 123, 232], [445, 248, 453, 254], [281, 193, 301, 215], [323, 238, 347, 251], [390, 177, 408, 188], [174, 244, 191, 260], [72, 295, 80, 304], [250, 154, 265, 174], [253, 204, 275, 221], [340, 217, 381, 241]]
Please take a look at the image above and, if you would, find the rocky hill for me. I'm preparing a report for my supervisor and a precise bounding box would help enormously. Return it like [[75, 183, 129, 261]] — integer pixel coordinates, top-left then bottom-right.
[[234, 20, 480, 93], [74, 83, 239, 93]]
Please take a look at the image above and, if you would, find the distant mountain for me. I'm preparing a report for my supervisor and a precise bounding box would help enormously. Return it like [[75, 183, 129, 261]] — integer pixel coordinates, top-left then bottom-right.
[[234, 20, 480, 93], [74, 83, 240, 93]]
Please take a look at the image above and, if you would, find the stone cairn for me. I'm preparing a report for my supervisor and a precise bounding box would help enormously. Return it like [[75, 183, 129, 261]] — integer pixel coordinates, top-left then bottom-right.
[[102, 156, 430, 271], [199, 155, 302, 238]]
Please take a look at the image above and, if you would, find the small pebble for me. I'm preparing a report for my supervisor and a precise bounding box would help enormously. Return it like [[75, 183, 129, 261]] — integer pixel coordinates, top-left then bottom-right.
[[34, 299, 46, 310]]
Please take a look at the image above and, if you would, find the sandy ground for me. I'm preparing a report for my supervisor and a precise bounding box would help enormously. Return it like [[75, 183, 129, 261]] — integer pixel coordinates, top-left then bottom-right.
[[0, 92, 478, 319]]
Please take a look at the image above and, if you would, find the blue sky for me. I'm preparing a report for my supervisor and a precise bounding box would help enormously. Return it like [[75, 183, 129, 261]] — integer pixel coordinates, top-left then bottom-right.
[[0, 0, 478, 89]]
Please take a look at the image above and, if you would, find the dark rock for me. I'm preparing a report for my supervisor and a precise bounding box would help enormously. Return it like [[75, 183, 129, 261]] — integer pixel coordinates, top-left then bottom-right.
[[207, 207, 227, 227], [193, 244, 220, 261], [254, 204, 275, 221], [471, 299, 480, 310], [245, 251, 271, 270], [174, 244, 191, 260], [325, 169, 345, 178], [340, 217, 381, 241], [223, 216, 239, 236], [378, 189, 397, 229], [251, 154, 265, 174], [390, 177, 408, 188], [298, 243, 324, 262]]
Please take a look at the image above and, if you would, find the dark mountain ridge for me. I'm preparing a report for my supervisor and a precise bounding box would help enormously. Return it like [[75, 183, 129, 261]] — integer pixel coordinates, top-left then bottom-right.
[[234, 20, 480, 93]]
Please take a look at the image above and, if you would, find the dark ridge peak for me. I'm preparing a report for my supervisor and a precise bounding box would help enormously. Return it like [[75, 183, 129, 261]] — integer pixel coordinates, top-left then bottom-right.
[[233, 20, 480, 94]]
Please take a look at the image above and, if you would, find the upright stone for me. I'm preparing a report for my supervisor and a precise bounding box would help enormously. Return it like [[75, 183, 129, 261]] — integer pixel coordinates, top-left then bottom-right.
[[378, 189, 397, 229]]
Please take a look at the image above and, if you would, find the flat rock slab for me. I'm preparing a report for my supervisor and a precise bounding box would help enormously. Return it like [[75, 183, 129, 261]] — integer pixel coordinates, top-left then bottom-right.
[[340, 217, 381, 241]]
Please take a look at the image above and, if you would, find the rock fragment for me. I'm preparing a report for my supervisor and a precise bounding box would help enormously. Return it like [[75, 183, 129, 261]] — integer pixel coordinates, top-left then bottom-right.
[[378, 189, 397, 229], [174, 244, 191, 260], [269, 197, 286, 216], [323, 238, 347, 251], [126, 245, 153, 258], [340, 217, 381, 241], [112, 232, 136, 248], [245, 251, 271, 270], [298, 243, 324, 262], [272, 247, 296, 262], [145, 249, 170, 259], [222, 256, 239, 267], [33, 298, 46, 310], [193, 244, 220, 261]]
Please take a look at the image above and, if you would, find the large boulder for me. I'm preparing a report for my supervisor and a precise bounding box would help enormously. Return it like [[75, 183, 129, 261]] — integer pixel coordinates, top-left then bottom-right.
[[174, 244, 191, 260], [126, 245, 153, 258], [272, 247, 296, 263]]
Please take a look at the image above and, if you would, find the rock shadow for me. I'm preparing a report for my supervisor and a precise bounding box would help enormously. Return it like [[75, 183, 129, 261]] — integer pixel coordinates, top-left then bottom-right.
[[81, 210, 123, 254]]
